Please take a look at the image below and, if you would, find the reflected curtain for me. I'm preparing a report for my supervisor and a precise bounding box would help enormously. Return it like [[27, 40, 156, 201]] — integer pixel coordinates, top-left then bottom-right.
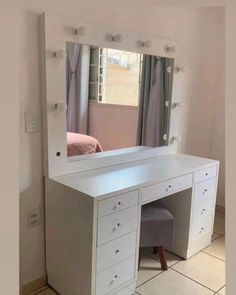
[[137, 56, 173, 147], [66, 42, 90, 134]]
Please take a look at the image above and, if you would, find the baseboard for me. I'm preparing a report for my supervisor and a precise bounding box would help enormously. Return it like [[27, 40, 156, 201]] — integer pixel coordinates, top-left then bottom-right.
[[21, 276, 47, 295], [216, 205, 225, 215]]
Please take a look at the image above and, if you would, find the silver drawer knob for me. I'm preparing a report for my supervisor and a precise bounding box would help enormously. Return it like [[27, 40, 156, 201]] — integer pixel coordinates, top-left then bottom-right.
[[199, 227, 205, 234], [111, 274, 119, 284], [113, 223, 121, 231]]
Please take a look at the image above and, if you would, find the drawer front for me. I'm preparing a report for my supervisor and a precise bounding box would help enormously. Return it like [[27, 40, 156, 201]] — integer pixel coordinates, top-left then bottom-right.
[[98, 190, 138, 218], [97, 231, 137, 273], [193, 198, 215, 221], [195, 166, 217, 183], [97, 206, 138, 246], [141, 174, 193, 203], [194, 178, 217, 203], [191, 215, 213, 243], [110, 284, 136, 295], [96, 256, 135, 295]]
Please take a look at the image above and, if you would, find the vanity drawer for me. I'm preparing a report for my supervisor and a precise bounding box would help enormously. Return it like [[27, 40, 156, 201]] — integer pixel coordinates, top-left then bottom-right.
[[191, 215, 213, 243], [96, 231, 137, 273], [194, 166, 217, 183], [98, 190, 138, 218], [193, 198, 215, 221], [194, 178, 217, 203], [96, 256, 135, 295], [97, 206, 138, 246], [141, 174, 193, 203], [110, 283, 135, 295]]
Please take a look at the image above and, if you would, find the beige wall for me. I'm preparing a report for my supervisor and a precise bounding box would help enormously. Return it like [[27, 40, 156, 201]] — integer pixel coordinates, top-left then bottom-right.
[[17, 3, 225, 287]]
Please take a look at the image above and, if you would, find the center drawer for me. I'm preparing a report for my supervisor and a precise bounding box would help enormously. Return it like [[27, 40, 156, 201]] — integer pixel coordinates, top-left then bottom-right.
[[141, 174, 193, 203], [96, 256, 135, 295], [97, 206, 138, 246], [96, 231, 137, 273]]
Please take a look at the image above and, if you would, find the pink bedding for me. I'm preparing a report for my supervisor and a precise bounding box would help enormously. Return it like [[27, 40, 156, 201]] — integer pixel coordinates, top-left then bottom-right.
[[67, 132, 103, 157]]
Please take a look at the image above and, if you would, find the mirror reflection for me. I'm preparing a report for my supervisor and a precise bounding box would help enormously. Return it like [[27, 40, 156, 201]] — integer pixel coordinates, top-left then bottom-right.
[[66, 42, 174, 157]]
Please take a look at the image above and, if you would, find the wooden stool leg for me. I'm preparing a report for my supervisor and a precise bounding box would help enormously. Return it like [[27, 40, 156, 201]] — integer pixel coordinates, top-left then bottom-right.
[[153, 246, 158, 255], [158, 246, 168, 271]]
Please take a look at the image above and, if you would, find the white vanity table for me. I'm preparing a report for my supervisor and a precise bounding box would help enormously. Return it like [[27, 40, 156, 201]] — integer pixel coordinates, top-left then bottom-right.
[[39, 13, 219, 295], [45, 153, 219, 295]]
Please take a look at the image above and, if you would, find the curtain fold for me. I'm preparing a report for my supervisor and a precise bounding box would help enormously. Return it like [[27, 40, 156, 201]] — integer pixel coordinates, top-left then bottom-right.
[[66, 42, 90, 134], [137, 55, 173, 147]]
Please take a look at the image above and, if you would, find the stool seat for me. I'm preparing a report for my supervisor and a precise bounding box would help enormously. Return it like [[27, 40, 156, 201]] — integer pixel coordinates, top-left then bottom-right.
[[139, 204, 175, 271]]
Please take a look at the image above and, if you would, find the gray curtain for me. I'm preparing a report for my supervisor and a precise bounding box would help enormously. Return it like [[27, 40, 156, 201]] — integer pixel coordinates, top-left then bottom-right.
[[66, 42, 90, 134], [137, 55, 173, 147]]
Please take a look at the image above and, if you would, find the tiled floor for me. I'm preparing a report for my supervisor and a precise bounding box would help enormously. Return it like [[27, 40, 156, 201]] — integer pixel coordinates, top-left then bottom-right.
[[36, 214, 225, 295]]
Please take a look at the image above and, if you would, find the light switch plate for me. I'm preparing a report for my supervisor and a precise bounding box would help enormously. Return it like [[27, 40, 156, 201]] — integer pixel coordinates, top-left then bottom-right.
[[25, 112, 41, 133]]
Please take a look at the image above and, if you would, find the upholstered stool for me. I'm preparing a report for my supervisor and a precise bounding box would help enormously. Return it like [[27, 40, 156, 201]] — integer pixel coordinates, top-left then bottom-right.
[[139, 204, 175, 271]]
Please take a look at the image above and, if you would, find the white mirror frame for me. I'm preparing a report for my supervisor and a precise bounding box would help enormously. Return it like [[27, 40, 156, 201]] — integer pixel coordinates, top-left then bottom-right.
[[39, 13, 183, 177]]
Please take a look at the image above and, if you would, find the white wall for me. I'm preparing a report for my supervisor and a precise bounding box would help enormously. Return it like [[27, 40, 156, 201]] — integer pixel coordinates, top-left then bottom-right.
[[18, 4, 224, 287], [89, 102, 138, 151]]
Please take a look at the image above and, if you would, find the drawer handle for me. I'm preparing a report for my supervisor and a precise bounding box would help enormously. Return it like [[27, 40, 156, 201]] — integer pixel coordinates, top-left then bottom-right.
[[115, 249, 120, 254], [201, 209, 206, 215], [205, 173, 209, 176], [199, 227, 205, 234], [111, 274, 119, 284], [202, 189, 208, 195], [114, 201, 122, 210], [113, 223, 121, 231], [166, 184, 172, 192]]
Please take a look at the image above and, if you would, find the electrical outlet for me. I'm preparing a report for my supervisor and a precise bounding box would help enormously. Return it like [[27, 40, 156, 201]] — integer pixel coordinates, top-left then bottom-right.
[[28, 208, 41, 229]]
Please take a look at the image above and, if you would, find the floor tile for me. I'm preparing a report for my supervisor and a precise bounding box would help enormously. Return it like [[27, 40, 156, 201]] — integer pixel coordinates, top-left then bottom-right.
[[137, 269, 214, 295], [143, 248, 182, 267], [38, 288, 57, 295], [137, 254, 162, 287], [172, 252, 225, 292], [217, 286, 226, 295], [203, 236, 225, 261], [214, 215, 225, 235], [212, 232, 221, 242]]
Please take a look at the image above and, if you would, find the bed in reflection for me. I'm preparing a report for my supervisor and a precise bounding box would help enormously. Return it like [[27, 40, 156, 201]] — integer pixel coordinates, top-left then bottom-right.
[[67, 132, 103, 157]]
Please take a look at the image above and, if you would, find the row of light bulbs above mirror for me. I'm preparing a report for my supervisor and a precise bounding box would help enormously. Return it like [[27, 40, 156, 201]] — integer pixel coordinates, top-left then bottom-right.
[[71, 26, 177, 51], [53, 49, 186, 73]]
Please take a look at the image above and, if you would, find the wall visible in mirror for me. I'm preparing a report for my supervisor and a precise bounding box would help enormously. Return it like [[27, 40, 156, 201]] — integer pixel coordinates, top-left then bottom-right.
[[66, 43, 174, 157]]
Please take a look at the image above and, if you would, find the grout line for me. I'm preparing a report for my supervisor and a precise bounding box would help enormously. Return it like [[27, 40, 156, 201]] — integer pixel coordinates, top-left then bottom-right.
[[171, 268, 218, 293], [136, 270, 164, 288], [201, 250, 225, 262], [136, 254, 183, 289], [215, 284, 225, 294], [29, 286, 49, 295], [212, 233, 225, 242], [143, 250, 182, 268]]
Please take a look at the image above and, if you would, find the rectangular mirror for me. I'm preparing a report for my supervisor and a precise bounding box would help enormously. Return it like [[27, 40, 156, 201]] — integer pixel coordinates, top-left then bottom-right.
[[66, 42, 174, 158]]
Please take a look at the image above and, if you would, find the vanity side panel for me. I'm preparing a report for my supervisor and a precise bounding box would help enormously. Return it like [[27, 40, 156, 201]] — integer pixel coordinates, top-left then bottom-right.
[[45, 178, 97, 295]]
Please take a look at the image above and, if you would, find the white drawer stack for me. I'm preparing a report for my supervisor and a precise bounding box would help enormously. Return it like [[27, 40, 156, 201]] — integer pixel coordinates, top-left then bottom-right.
[[191, 166, 218, 243], [96, 190, 139, 295]]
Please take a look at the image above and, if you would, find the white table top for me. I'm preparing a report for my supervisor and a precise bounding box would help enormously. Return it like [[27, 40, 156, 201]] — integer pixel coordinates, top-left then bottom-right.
[[51, 153, 218, 199]]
